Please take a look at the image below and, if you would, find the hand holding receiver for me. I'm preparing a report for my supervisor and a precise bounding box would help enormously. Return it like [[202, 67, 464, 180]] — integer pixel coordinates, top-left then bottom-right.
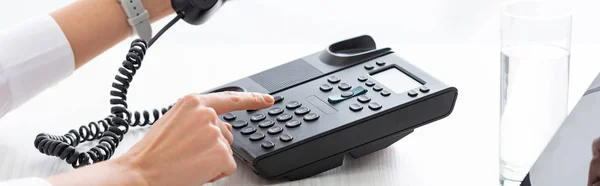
[[171, 0, 226, 25]]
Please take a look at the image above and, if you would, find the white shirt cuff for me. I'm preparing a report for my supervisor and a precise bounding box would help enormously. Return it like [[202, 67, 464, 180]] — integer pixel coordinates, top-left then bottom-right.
[[0, 177, 52, 186], [0, 14, 74, 118]]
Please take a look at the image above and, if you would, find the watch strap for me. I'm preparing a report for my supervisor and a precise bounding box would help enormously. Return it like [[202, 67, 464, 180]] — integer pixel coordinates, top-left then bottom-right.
[[118, 0, 153, 42]]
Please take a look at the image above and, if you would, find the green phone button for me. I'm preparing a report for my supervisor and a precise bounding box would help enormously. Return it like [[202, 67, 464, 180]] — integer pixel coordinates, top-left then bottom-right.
[[327, 86, 368, 104]]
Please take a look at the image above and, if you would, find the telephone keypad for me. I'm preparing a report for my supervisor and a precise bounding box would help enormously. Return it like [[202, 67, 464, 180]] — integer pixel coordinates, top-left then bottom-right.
[[234, 65, 399, 147]]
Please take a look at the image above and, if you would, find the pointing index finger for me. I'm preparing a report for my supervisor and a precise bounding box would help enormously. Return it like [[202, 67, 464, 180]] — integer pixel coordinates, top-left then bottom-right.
[[198, 91, 275, 115]]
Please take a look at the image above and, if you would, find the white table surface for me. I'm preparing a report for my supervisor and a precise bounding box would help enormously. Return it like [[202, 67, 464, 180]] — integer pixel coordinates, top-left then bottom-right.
[[1, 0, 600, 185]]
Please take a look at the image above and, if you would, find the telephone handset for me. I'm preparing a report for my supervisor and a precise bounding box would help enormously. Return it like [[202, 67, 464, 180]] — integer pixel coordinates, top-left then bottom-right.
[[33, 0, 227, 168]]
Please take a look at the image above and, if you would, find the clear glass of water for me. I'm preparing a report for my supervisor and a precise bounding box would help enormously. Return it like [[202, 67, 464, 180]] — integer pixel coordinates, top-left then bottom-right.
[[499, 0, 572, 185]]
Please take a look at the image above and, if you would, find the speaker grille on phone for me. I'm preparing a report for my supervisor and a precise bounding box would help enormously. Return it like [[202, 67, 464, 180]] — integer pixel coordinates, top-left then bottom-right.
[[250, 59, 323, 93]]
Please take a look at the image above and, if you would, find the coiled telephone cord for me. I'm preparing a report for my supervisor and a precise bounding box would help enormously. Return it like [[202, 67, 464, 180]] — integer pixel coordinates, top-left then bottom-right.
[[33, 14, 183, 168]]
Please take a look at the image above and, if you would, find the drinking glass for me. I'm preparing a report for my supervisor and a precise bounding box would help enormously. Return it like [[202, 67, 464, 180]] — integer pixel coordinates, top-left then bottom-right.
[[499, 0, 572, 185]]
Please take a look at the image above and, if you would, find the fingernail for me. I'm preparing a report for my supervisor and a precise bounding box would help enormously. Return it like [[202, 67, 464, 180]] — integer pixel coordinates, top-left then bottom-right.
[[263, 94, 274, 104]]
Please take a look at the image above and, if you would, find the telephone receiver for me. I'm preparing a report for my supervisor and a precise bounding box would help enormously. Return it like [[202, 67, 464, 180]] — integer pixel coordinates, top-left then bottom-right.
[[171, 0, 226, 25]]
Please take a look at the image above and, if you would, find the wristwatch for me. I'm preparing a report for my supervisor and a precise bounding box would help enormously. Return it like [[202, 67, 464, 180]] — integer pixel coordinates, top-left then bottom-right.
[[118, 0, 153, 42]]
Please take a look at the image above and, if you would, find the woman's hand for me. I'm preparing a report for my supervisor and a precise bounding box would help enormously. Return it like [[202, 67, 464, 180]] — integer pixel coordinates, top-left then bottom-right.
[[119, 91, 274, 185], [46, 91, 274, 186]]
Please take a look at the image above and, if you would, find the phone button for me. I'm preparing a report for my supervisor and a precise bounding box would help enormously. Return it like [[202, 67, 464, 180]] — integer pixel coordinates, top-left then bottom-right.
[[249, 133, 265, 141], [381, 90, 391, 97], [222, 113, 236, 121], [279, 134, 293, 142], [349, 104, 363, 112], [357, 95, 371, 103], [277, 113, 293, 122], [232, 120, 248, 129], [327, 76, 341, 84], [303, 113, 320, 121], [273, 95, 284, 103], [261, 141, 275, 149], [241, 127, 256, 135], [267, 126, 284, 134], [286, 101, 302, 109], [259, 120, 275, 128], [250, 114, 266, 122], [268, 108, 284, 115], [285, 120, 302, 128], [368, 102, 382, 110]]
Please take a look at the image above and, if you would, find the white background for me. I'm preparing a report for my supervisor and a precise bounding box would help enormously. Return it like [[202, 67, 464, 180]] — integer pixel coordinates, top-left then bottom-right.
[[1, 0, 600, 185]]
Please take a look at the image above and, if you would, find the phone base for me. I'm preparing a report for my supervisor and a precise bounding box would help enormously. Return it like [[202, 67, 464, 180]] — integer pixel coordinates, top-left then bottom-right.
[[282, 129, 414, 181]]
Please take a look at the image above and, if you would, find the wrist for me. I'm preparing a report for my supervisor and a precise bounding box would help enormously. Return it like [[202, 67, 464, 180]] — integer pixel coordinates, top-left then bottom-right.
[[44, 157, 149, 186], [142, 0, 175, 22], [112, 155, 151, 186]]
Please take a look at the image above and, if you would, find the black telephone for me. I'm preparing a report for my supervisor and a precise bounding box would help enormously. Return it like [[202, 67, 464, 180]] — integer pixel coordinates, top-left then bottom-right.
[[33, 0, 459, 181], [216, 35, 458, 180]]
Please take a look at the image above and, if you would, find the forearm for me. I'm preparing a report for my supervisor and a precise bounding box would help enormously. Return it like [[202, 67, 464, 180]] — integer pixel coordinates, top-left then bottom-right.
[[50, 0, 174, 69], [45, 157, 147, 186]]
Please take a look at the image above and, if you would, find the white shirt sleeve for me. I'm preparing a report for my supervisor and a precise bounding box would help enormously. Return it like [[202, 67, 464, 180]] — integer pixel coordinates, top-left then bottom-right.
[[0, 177, 52, 186], [0, 14, 74, 120], [0, 14, 74, 186]]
